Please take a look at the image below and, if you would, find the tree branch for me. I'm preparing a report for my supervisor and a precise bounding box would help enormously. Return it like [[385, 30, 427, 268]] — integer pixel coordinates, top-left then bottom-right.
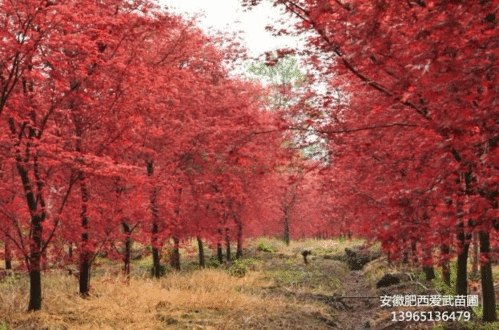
[[289, 122, 419, 135]]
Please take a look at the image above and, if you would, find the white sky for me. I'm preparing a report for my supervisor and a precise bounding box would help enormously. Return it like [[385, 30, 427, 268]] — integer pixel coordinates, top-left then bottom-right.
[[159, 0, 305, 59]]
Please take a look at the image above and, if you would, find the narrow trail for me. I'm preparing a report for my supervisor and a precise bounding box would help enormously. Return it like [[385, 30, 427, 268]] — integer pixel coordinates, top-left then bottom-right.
[[329, 264, 451, 330], [333, 270, 383, 330]]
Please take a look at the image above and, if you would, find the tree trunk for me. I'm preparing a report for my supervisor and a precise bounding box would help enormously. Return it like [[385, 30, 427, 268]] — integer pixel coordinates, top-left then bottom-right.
[[78, 175, 91, 297], [197, 237, 205, 268], [14, 154, 47, 311], [217, 228, 224, 265], [170, 189, 182, 271], [422, 247, 435, 280], [472, 232, 479, 276], [456, 222, 471, 296], [5, 235, 12, 270], [122, 222, 131, 280], [217, 227, 224, 264], [74, 116, 92, 297], [28, 265, 42, 311], [283, 215, 290, 246], [152, 235, 161, 278], [479, 231, 497, 322], [411, 242, 418, 265], [170, 236, 180, 271], [148, 160, 162, 278], [441, 245, 451, 287], [236, 216, 243, 259], [27, 214, 44, 311], [225, 227, 231, 263], [67, 244, 73, 276], [423, 266, 436, 281], [78, 251, 90, 296], [217, 243, 223, 265], [234, 216, 243, 259]]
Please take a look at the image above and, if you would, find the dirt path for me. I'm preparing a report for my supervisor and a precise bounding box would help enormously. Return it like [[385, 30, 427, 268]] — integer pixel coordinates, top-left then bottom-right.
[[333, 270, 382, 330], [254, 248, 443, 330], [328, 265, 454, 330], [259, 255, 388, 329]]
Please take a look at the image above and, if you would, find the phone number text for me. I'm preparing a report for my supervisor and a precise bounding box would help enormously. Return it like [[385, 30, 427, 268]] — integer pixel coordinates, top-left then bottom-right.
[[392, 311, 471, 322]]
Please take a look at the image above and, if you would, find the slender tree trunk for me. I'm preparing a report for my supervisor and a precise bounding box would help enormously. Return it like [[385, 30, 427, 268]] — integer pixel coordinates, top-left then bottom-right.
[[152, 232, 161, 277], [27, 215, 43, 311], [170, 189, 182, 271], [283, 215, 290, 246], [225, 227, 231, 262], [217, 228, 223, 265], [67, 244, 73, 276], [78, 175, 91, 297], [78, 243, 91, 296], [13, 152, 46, 311], [456, 222, 471, 296], [197, 237, 205, 268], [479, 231, 497, 322], [423, 266, 436, 281], [28, 262, 42, 311], [122, 222, 131, 280], [73, 116, 92, 296], [170, 236, 180, 271], [148, 160, 162, 278], [235, 215, 243, 259], [411, 241, 418, 265], [441, 245, 451, 287], [16, 160, 46, 311], [4, 235, 12, 270], [422, 247, 435, 281], [472, 232, 479, 276], [217, 244, 223, 264], [216, 227, 224, 264], [11, 65, 45, 312]]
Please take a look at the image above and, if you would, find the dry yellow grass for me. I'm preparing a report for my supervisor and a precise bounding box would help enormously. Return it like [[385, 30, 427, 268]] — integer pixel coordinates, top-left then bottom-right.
[[0, 267, 333, 330]]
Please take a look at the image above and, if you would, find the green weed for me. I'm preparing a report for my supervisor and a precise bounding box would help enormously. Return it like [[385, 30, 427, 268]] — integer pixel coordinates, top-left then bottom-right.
[[255, 238, 281, 253]]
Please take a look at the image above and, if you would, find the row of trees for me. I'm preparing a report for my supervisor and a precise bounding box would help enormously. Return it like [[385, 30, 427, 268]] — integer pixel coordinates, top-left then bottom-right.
[[241, 0, 499, 322], [3, 0, 497, 324], [0, 0, 334, 312]]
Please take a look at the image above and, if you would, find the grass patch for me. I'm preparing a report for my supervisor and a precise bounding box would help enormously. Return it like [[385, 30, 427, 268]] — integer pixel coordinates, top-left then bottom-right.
[[0, 268, 307, 329], [0, 241, 340, 330], [255, 237, 283, 253], [262, 258, 349, 294]]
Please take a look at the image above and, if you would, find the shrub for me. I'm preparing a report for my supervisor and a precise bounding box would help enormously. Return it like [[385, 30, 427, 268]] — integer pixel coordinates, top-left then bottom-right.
[[256, 238, 279, 253], [206, 256, 221, 268], [228, 259, 248, 277]]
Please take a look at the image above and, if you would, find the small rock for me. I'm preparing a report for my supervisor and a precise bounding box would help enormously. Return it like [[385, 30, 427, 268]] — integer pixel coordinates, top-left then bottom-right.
[[376, 274, 400, 288]]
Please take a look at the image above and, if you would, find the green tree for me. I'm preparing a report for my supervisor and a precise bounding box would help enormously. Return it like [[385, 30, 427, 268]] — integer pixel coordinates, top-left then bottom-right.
[[246, 52, 306, 110]]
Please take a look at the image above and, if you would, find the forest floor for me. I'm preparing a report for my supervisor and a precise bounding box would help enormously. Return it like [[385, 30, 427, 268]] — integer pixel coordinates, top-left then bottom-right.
[[0, 238, 495, 330]]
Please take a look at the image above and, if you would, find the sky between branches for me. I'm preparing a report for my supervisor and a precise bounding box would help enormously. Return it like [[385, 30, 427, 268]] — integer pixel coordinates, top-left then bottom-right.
[[159, 0, 304, 59]]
